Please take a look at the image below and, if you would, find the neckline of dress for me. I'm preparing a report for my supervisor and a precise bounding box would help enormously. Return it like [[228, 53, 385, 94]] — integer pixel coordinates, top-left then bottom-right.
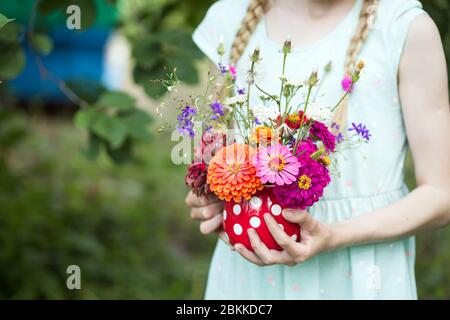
[[258, 0, 362, 53]]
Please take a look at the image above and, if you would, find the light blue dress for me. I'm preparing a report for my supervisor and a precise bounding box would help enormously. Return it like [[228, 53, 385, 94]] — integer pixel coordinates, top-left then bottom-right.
[[193, 0, 425, 299]]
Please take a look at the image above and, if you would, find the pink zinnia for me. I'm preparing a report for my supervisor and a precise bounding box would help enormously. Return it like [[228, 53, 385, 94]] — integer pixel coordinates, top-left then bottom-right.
[[341, 75, 353, 92], [274, 155, 331, 209], [310, 121, 336, 152], [253, 143, 301, 186], [295, 138, 318, 157]]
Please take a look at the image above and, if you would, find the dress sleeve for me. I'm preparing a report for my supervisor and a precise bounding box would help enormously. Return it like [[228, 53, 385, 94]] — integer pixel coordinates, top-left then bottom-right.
[[192, 0, 249, 64], [381, 0, 427, 73]]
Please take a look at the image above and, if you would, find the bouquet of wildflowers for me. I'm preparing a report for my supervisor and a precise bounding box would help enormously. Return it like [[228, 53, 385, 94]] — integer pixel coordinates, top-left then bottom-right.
[[159, 39, 370, 249]]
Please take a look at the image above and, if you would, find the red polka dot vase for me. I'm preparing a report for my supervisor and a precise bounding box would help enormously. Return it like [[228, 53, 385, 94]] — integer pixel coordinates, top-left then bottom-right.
[[223, 186, 301, 251]]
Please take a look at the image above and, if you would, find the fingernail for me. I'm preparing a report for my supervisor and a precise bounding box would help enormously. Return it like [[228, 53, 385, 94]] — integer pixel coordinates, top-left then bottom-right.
[[283, 209, 294, 217]]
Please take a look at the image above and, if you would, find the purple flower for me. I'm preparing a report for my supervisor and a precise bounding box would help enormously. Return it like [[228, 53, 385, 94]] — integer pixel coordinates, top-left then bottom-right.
[[210, 101, 224, 120], [331, 122, 340, 131], [176, 105, 196, 138], [335, 132, 344, 143], [254, 118, 261, 125], [310, 121, 336, 152], [348, 122, 371, 141], [218, 63, 228, 75], [237, 87, 246, 95]]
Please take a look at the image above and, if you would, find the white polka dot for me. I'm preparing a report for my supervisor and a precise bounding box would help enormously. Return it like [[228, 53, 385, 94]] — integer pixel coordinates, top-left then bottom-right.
[[291, 234, 297, 241], [233, 204, 241, 215], [224, 232, 229, 241], [250, 196, 262, 209], [271, 204, 282, 216], [249, 216, 261, 228], [223, 209, 227, 220], [233, 223, 243, 235], [278, 224, 284, 231]]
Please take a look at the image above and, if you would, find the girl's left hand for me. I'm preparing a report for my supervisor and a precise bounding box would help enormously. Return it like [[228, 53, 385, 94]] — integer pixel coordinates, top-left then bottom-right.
[[234, 209, 335, 266]]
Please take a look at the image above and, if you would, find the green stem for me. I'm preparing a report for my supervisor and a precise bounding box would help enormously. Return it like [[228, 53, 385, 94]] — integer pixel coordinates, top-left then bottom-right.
[[246, 61, 256, 128], [331, 90, 350, 112], [254, 83, 278, 104], [278, 52, 288, 115], [293, 85, 313, 154]]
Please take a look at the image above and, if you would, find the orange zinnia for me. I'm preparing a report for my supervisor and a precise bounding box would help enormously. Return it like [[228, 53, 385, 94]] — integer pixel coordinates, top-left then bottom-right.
[[250, 126, 276, 145], [207, 143, 263, 202]]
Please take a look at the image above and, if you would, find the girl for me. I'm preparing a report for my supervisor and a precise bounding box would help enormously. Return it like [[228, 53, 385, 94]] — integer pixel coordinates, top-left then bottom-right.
[[185, 0, 450, 299]]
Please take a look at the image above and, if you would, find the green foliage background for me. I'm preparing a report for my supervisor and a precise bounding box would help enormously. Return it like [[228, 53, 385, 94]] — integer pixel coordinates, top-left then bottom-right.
[[0, 0, 449, 299]]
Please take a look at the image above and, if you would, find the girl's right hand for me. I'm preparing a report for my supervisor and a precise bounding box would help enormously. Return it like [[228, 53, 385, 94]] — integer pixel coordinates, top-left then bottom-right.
[[185, 191, 230, 245]]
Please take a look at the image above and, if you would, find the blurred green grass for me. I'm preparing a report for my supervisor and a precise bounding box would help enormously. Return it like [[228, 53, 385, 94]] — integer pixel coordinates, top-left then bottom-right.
[[0, 115, 216, 299], [0, 114, 449, 299]]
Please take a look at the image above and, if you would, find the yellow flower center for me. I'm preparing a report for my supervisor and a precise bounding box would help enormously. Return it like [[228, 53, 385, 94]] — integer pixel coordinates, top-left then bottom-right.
[[269, 156, 286, 172], [227, 164, 241, 174], [318, 156, 331, 167], [298, 174, 312, 190], [288, 114, 300, 123]]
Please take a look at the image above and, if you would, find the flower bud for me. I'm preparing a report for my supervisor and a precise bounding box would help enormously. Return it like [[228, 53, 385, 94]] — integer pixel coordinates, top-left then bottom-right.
[[216, 35, 225, 56], [307, 71, 319, 87], [282, 38, 292, 54], [251, 47, 260, 63], [356, 60, 365, 72], [324, 61, 332, 73]]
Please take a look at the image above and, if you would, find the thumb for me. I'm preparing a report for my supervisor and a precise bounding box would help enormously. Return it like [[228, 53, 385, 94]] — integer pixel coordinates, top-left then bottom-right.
[[283, 209, 316, 231]]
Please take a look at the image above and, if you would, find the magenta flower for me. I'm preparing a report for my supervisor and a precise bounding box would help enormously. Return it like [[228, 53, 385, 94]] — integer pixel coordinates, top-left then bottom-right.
[[309, 121, 336, 152], [274, 155, 331, 209], [253, 143, 301, 186], [295, 138, 318, 157], [341, 75, 353, 92], [229, 65, 237, 79]]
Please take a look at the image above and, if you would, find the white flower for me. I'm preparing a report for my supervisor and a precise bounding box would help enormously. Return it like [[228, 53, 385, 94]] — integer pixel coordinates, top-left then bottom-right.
[[306, 102, 333, 123], [225, 95, 247, 106], [251, 104, 280, 124]]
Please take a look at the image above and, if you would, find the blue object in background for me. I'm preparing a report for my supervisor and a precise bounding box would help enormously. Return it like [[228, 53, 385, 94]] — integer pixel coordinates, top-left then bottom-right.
[[10, 27, 111, 103]]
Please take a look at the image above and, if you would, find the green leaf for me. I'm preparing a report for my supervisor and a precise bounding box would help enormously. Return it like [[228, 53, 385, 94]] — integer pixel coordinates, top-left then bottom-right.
[[91, 113, 127, 149], [106, 139, 133, 164], [39, 0, 70, 15], [0, 13, 14, 30], [31, 34, 54, 56], [74, 108, 100, 129], [81, 133, 102, 160], [0, 46, 25, 79], [121, 110, 152, 140], [97, 91, 136, 111]]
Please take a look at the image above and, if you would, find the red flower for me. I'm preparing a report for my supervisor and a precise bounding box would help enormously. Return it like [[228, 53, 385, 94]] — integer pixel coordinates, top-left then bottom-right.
[[283, 111, 309, 131], [185, 162, 209, 197]]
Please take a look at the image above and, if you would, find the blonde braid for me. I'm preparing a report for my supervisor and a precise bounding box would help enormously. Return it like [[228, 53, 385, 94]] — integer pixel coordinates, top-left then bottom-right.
[[332, 0, 378, 131], [230, 0, 269, 65], [229, 0, 379, 129]]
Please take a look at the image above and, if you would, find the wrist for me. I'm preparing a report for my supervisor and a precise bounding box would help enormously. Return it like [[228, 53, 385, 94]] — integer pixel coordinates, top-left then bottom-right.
[[327, 221, 352, 250]]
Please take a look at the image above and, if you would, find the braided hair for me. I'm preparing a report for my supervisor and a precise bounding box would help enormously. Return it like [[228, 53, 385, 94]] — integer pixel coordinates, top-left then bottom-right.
[[229, 0, 379, 129]]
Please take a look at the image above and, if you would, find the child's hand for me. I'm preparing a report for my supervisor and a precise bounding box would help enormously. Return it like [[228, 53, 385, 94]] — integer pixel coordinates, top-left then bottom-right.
[[234, 210, 334, 266], [185, 191, 225, 236]]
